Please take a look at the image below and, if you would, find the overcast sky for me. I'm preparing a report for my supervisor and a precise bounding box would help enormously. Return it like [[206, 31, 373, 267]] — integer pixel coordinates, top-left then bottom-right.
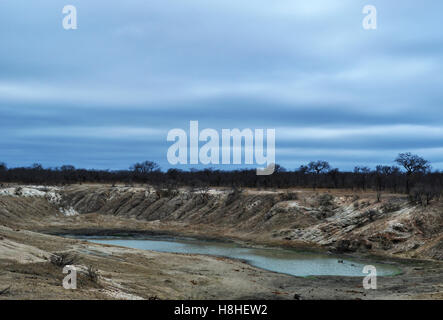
[[1, 0, 443, 171]]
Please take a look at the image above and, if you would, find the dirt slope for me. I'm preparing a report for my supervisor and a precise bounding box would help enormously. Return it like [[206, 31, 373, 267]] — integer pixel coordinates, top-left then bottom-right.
[[46, 185, 443, 260], [0, 184, 442, 300], [0, 184, 441, 260]]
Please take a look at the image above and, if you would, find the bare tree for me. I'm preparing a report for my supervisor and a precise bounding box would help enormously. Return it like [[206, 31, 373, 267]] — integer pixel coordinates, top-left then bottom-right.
[[395, 153, 431, 194], [0, 157, 442, 196], [130, 161, 159, 174], [395, 153, 430, 174], [130, 161, 160, 182], [307, 161, 331, 190], [308, 161, 331, 175]]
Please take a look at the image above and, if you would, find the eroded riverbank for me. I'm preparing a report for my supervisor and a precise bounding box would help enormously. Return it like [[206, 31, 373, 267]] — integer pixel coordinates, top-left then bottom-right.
[[0, 185, 442, 299]]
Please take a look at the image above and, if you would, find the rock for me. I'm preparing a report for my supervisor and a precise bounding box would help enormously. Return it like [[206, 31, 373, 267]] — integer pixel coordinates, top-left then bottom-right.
[[293, 293, 301, 300]]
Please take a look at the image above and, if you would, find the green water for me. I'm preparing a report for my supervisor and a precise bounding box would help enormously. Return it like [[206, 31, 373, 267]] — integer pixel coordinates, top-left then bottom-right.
[[82, 236, 400, 277]]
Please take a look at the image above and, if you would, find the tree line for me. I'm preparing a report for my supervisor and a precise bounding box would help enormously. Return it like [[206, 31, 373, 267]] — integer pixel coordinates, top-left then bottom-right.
[[1, 153, 442, 201]]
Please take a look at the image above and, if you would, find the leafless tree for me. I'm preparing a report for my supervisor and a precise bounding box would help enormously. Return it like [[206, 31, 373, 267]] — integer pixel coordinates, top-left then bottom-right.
[[130, 161, 160, 175], [307, 161, 331, 190], [308, 161, 331, 175], [0, 156, 442, 197], [395, 153, 431, 194]]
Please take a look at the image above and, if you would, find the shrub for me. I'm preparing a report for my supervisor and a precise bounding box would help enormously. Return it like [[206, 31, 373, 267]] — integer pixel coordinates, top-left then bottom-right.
[[381, 202, 401, 213], [367, 209, 378, 221], [50, 252, 77, 267], [410, 184, 440, 207], [317, 194, 333, 207], [14, 187, 23, 196], [281, 191, 298, 201], [360, 201, 370, 207], [376, 191, 382, 203], [87, 265, 99, 283]]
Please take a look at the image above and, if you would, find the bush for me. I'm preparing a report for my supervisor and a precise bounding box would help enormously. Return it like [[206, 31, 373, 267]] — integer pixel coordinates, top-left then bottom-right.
[[14, 187, 23, 196], [281, 191, 298, 201], [410, 184, 440, 207], [360, 201, 370, 208], [381, 202, 401, 213], [317, 194, 333, 207], [376, 191, 382, 203], [367, 209, 379, 221], [87, 265, 99, 283], [50, 252, 77, 267]]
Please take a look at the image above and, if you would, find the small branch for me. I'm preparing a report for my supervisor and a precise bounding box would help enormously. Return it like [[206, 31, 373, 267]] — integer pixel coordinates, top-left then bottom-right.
[[0, 286, 11, 295]]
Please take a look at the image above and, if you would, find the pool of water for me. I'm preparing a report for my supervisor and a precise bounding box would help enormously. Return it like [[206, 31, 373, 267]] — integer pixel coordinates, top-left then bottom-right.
[[80, 236, 400, 277]]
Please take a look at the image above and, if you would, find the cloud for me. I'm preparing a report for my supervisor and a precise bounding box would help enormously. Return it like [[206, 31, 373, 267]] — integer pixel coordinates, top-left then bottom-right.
[[15, 126, 164, 140], [0, 0, 442, 170]]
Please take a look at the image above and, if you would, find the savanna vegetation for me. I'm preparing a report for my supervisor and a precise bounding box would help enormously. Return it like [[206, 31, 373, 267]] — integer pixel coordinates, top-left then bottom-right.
[[1, 153, 442, 205]]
